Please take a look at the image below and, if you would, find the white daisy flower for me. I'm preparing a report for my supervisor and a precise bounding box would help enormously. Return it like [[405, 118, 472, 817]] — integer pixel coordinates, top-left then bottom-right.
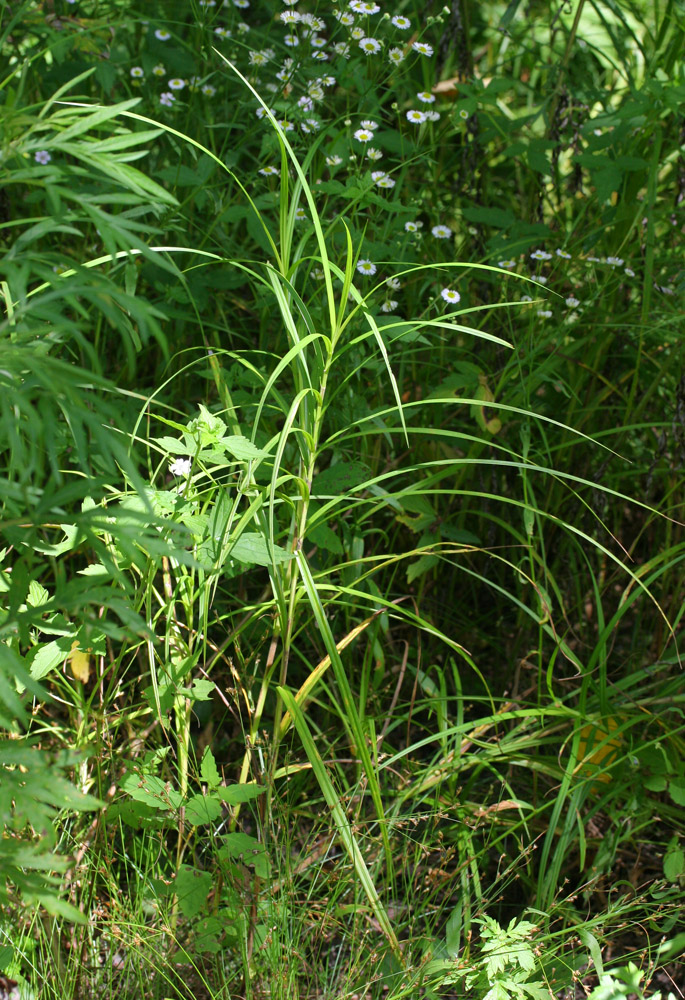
[[335, 11, 356, 25], [350, 25, 365, 39], [367, 147, 382, 161], [372, 171, 395, 188], [381, 300, 398, 312], [169, 458, 192, 477], [432, 224, 452, 238], [202, 84, 217, 96], [310, 35, 327, 47], [606, 256, 624, 266], [459, 108, 469, 119], [388, 47, 405, 63], [361, 119, 378, 129], [357, 259, 377, 275], [406, 109, 427, 123], [302, 14, 325, 29], [214, 26, 231, 36], [312, 50, 330, 60], [441, 288, 461, 304], [233, 0, 249, 7], [168, 78, 185, 90], [321, 75, 336, 86], [354, 127, 374, 142], [359, 37, 382, 54], [34, 150, 51, 164], [152, 64, 166, 76], [412, 41, 434, 55], [498, 260, 517, 269], [154, 28, 171, 40], [249, 49, 273, 65], [426, 110, 441, 122], [624, 267, 635, 277], [280, 8, 300, 19], [391, 15, 411, 28], [405, 221, 422, 232], [298, 95, 314, 110], [130, 66, 144, 78], [259, 165, 279, 176], [565, 296, 580, 307], [236, 21, 250, 31], [326, 154, 343, 165], [160, 92, 175, 106], [555, 248, 572, 259], [308, 84, 325, 100], [530, 249, 552, 260], [534, 275, 548, 284], [416, 91, 435, 104], [386, 277, 402, 290], [334, 41, 351, 57], [537, 309, 553, 318], [284, 34, 299, 45], [294, 207, 307, 220]]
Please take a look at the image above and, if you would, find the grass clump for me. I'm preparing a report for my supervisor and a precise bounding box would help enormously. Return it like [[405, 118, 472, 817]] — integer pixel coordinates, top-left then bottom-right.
[[1, 0, 683, 998]]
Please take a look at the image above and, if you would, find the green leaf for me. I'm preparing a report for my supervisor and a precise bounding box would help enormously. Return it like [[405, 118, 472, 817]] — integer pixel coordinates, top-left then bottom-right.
[[663, 839, 684, 881], [219, 435, 270, 461], [668, 777, 685, 805], [217, 783, 265, 804], [175, 865, 212, 918], [230, 533, 292, 567], [120, 772, 182, 811], [219, 831, 269, 877], [307, 522, 343, 555], [193, 915, 223, 953], [311, 461, 370, 496], [446, 901, 462, 957], [188, 404, 227, 446], [155, 436, 192, 455], [28, 635, 74, 680], [184, 793, 222, 826], [407, 553, 439, 583], [200, 748, 221, 788], [189, 678, 215, 702]]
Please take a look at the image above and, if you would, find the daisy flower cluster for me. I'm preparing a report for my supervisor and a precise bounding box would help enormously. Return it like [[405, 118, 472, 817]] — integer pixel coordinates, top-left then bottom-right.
[[493, 246, 640, 323], [122, 0, 459, 315]]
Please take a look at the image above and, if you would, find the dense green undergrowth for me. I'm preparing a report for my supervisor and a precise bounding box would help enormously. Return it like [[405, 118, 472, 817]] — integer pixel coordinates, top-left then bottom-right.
[[1, 0, 684, 997]]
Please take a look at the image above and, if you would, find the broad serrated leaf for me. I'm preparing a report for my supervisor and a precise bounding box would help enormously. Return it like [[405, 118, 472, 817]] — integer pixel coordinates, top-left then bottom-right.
[[120, 772, 182, 811], [217, 783, 265, 804], [230, 533, 292, 567], [200, 748, 221, 788], [668, 778, 685, 805], [219, 435, 269, 461], [663, 843, 685, 881], [311, 461, 370, 496], [155, 436, 192, 455], [184, 793, 222, 826], [175, 865, 212, 918]]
